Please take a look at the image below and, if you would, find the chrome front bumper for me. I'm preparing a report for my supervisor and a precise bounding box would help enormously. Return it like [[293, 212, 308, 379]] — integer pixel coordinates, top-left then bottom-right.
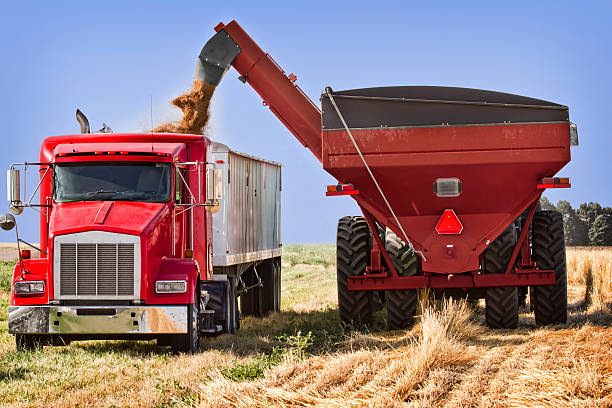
[[8, 305, 188, 334]]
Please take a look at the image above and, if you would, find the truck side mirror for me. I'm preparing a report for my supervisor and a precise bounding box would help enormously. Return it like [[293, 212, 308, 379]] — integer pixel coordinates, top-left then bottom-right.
[[6, 169, 23, 215], [0, 213, 16, 231], [204, 167, 222, 214]]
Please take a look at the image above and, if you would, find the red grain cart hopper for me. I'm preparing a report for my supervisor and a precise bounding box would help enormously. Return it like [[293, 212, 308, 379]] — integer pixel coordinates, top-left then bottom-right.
[[198, 20, 577, 329]]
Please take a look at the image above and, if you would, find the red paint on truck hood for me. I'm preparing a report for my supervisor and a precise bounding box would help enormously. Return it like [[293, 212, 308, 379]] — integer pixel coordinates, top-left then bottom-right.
[[49, 201, 169, 238]]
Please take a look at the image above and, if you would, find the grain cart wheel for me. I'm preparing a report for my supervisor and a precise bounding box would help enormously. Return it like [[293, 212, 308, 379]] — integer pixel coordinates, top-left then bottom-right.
[[260, 259, 281, 315], [483, 225, 519, 329], [530, 210, 568, 325], [337, 216, 374, 327], [15, 334, 43, 352], [385, 230, 420, 330], [170, 287, 200, 354]]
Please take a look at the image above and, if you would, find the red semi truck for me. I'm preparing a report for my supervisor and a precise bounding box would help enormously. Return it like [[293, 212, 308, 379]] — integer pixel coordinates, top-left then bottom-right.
[[4, 115, 282, 353], [195, 20, 577, 330]]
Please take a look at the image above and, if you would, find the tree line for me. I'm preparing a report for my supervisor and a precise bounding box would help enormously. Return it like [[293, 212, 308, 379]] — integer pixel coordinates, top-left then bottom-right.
[[540, 197, 612, 246]]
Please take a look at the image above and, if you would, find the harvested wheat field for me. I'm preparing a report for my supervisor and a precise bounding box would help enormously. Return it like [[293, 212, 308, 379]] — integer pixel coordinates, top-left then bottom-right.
[[0, 246, 610, 407]]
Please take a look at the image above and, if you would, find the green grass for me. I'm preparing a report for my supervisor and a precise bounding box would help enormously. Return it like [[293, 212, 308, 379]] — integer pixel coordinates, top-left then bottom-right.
[[221, 331, 313, 381], [0, 261, 13, 292], [0, 245, 345, 407], [281, 244, 335, 267]]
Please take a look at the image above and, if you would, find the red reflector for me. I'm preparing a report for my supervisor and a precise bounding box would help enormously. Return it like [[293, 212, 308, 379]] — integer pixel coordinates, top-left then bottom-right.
[[435, 209, 463, 235], [20, 250, 31, 260], [216, 160, 224, 164]]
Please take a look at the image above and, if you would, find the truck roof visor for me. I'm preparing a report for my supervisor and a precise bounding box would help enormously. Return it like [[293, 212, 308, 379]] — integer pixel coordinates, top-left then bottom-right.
[[195, 29, 241, 86]]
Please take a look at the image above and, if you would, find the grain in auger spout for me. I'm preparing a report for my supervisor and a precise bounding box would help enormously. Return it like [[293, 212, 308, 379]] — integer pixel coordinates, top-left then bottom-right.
[[198, 19, 578, 330]]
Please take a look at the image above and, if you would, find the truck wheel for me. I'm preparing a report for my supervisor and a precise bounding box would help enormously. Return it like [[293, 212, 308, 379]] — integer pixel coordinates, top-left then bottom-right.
[[226, 276, 239, 333], [483, 225, 519, 329], [260, 259, 281, 315], [385, 230, 419, 330], [530, 211, 568, 325], [170, 288, 200, 354], [15, 334, 43, 352], [337, 216, 374, 327], [240, 266, 263, 317]]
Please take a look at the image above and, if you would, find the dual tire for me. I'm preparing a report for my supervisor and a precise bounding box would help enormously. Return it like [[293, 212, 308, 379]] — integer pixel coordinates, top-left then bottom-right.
[[484, 210, 568, 329], [240, 258, 281, 318], [336, 216, 419, 330], [385, 230, 419, 330]]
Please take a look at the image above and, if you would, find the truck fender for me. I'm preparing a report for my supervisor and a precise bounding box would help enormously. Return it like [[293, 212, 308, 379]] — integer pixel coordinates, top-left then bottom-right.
[[154, 257, 199, 303]]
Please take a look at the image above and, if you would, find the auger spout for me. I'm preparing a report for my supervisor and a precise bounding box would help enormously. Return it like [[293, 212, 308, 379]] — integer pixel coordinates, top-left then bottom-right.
[[197, 20, 323, 162]]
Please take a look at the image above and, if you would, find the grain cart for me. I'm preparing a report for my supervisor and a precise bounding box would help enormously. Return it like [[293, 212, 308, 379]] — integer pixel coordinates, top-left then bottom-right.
[[196, 20, 577, 329], [4, 116, 281, 352]]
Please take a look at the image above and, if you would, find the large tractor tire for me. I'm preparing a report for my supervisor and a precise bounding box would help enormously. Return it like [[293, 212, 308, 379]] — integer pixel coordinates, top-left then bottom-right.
[[530, 210, 568, 325], [483, 225, 519, 329], [337, 216, 375, 327], [385, 230, 420, 330]]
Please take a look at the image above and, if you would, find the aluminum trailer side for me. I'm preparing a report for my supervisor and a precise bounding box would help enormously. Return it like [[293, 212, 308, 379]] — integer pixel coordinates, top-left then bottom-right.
[[210, 141, 282, 321]]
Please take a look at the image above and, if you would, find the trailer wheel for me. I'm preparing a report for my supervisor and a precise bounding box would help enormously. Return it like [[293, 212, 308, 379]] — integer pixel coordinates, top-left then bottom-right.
[[260, 258, 281, 315], [240, 266, 263, 317], [483, 225, 519, 329], [385, 230, 419, 330], [530, 210, 568, 325], [15, 334, 43, 352], [337, 216, 374, 327], [170, 287, 200, 354]]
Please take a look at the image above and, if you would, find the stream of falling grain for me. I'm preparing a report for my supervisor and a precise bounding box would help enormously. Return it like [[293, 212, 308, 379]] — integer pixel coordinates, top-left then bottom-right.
[[152, 80, 216, 134]]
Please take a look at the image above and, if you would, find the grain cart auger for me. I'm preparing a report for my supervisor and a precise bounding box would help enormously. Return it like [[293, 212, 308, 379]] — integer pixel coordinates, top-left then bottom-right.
[[199, 20, 578, 329]]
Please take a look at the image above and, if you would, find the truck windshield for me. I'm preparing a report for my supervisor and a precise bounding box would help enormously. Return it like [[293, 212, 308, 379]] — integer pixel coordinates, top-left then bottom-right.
[[54, 162, 172, 203]]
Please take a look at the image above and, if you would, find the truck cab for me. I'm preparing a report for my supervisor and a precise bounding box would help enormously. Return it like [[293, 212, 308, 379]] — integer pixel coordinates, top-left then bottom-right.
[[5, 133, 282, 353]]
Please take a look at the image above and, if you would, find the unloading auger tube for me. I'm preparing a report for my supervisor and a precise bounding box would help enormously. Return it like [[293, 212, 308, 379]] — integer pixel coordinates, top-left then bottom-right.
[[324, 87, 425, 262], [196, 21, 424, 260]]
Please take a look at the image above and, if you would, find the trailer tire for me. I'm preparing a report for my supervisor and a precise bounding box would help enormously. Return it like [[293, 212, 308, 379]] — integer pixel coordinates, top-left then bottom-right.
[[483, 225, 519, 329], [260, 258, 281, 315], [240, 266, 263, 317], [15, 334, 43, 352], [530, 210, 568, 325], [170, 287, 200, 354], [385, 230, 419, 330], [337, 216, 374, 327]]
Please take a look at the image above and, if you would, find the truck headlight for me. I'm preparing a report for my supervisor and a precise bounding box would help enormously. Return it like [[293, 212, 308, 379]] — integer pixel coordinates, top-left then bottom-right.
[[155, 280, 187, 294], [14, 280, 45, 296]]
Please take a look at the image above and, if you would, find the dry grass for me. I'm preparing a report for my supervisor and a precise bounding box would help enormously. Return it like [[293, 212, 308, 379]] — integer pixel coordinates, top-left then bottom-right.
[[567, 247, 612, 318], [195, 299, 479, 408], [0, 246, 610, 407]]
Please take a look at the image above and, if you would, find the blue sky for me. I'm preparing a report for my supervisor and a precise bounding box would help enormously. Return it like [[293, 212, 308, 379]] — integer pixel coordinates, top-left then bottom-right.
[[0, 1, 610, 244]]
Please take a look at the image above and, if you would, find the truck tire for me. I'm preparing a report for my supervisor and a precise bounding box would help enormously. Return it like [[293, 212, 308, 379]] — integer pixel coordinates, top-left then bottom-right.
[[530, 210, 568, 325], [227, 276, 239, 333], [15, 334, 43, 352], [260, 258, 281, 315], [483, 225, 519, 329], [240, 266, 263, 317], [385, 230, 419, 330], [170, 287, 200, 354], [337, 216, 374, 327]]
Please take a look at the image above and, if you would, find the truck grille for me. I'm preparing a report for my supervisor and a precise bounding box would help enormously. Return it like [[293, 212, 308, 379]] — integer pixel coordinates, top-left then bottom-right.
[[59, 243, 135, 297]]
